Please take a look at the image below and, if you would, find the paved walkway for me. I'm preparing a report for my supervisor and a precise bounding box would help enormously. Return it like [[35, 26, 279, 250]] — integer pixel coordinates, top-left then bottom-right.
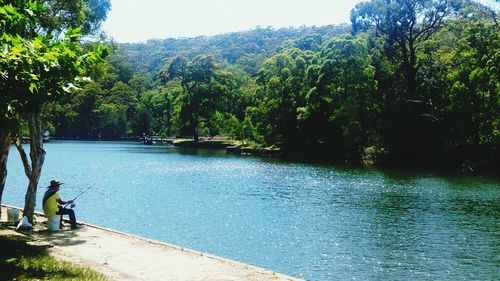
[[1, 206, 302, 281]]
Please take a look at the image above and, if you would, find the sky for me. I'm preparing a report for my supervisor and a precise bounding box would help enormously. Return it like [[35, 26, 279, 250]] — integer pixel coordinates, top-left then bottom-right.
[[102, 0, 364, 42], [102, 0, 499, 43]]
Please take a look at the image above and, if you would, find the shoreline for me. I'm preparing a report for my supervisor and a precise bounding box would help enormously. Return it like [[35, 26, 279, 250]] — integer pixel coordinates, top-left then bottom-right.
[[154, 139, 499, 175], [1, 204, 303, 281], [28, 138, 499, 175]]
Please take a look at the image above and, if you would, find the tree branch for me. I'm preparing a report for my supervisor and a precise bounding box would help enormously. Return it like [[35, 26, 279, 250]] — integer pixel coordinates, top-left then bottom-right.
[[414, 1, 449, 42], [14, 138, 32, 178]]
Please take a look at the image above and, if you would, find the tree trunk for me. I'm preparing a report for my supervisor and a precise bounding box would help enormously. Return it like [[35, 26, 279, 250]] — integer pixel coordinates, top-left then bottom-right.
[[407, 39, 418, 100], [0, 130, 11, 218], [400, 39, 418, 100], [21, 110, 46, 223], [191, 115, 199, 142]]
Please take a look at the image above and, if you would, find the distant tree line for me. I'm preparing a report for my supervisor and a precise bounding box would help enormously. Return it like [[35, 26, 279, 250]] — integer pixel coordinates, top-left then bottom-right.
[[46, 0, 498, 170]]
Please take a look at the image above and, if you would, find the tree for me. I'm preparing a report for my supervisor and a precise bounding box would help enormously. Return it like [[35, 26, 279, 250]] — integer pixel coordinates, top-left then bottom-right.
[[37, 0, 111, 36], [139, 88, 172, 136], [301, 35, 378, 159], [246, 48, 317, 149], [351, 0, 498, 163], [0, 0, 47, 218], [12, 31, 107, 223], [350, 0, 470, 161], [51, 82, 105, 139], [95, 103, 127, 139], [131, 104, 152, 136], [0, 0, 110, 223], [351, 0, 459, 99], [444, 19, 499, 147], [163, 55, 235, 141]]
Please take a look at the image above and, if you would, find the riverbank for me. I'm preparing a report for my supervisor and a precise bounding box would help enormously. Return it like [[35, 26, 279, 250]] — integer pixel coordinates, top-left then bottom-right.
[[169, 138, 498, 174], [170, 138, 283, 157], [1, 205, 302, 281], [46, 138, 497, 173]]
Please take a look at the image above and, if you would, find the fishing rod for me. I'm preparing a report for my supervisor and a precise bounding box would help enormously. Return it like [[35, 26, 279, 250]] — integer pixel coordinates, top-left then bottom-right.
[[62, 168, 117, 208], [62, 183, 97, 208], [72, 184, 96, 202]]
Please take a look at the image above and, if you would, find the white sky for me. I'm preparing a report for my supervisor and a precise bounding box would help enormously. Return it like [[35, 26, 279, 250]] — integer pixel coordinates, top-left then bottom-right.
[[102, 0, 364, 42], [102, 0, 500, 43]]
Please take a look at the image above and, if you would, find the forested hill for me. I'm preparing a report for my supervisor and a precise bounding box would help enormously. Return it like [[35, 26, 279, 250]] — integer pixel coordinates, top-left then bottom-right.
[[48, 0, 498, 172], [116, 24, 350, 75]]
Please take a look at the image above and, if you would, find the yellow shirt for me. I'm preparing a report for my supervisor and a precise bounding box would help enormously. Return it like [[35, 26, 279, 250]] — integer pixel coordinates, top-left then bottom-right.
[[43, 190, 60, 218]]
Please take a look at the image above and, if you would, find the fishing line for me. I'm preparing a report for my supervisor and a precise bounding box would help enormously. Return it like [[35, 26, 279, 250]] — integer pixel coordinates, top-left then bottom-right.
[[63, 166, 119, 208]]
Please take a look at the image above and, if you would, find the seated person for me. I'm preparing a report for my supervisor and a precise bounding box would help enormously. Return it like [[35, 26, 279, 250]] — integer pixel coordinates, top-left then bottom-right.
[[42, 179, 78, 230]]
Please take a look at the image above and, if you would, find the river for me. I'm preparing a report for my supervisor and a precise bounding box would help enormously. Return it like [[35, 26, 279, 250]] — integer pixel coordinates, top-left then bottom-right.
[[4, 141, 499, 280]]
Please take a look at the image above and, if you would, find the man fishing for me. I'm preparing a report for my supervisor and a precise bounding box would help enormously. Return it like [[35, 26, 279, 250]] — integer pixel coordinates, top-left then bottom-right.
[[42, 179, 79, 230]]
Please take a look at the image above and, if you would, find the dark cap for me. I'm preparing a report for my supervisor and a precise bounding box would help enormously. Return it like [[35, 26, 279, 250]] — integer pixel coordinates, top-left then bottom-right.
[[48, 179, 64, 188]]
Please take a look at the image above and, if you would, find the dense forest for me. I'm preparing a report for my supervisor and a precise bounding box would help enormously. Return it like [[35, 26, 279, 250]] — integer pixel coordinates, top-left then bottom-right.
[[45, 0, 498, 171]]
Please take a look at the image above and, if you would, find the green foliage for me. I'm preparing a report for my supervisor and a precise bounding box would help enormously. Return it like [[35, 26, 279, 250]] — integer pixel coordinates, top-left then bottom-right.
[[95, 103, 127, 139], [349, 0, 498, 164], [0, 31, 107, 121], [302, 35, 378, 158], [0, 0, 111, 223], [351, 0, 457, 98], [163, 55, 236, 141], [39, 1, 498, 168], [0, 0, 109, 122], [118, 25, 350, 75], [443, 19, 499, 146], [248, 48, 317, 147], [212, 111, 241, 139], [49, 82, 104, 138]]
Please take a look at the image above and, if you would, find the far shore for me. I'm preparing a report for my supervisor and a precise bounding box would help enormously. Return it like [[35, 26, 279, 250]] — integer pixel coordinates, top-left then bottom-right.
[[28, 137, 498, 174]]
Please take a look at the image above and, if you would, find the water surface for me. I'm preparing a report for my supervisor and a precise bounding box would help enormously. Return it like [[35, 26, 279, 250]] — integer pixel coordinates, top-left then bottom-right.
[[4, 141, 499, 280]]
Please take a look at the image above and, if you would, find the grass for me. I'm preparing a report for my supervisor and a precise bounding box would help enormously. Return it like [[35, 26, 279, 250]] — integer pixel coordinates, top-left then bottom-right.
[[0, 234, 108, 281]]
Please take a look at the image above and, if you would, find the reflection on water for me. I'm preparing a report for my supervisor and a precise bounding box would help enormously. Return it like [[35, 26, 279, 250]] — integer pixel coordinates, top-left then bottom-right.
[[4, 141, 499, 281]]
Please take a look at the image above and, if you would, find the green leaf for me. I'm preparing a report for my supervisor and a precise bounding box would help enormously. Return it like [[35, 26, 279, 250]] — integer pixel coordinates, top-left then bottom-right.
[[65, 26, 82, 40], [5, 257, 18, 264], [29, 83, 38, 93]]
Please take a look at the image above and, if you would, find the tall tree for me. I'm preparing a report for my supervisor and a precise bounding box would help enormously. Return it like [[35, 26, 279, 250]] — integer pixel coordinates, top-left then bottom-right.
[[351, 0, 459, 99], [0, 0, 46, 217], [163, 55, 234, 141], [248, 48, 317, 148], [0, 0, 110, 222], [302, 35, 378, 160], [12, 30, 107, 222], [350, 0, 469, 161], [444, 19, 499, 147]]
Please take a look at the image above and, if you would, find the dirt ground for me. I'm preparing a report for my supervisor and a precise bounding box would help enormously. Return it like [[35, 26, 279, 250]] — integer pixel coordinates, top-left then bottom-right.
[[1, 205, 302, 281]]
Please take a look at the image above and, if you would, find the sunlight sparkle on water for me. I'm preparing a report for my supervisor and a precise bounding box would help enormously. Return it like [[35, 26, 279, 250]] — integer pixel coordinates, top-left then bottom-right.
[[4, 141, 499, 281]]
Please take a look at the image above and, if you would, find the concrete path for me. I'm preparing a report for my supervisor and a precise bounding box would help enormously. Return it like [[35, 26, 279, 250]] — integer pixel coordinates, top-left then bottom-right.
[[1, 206, 302, 281]]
